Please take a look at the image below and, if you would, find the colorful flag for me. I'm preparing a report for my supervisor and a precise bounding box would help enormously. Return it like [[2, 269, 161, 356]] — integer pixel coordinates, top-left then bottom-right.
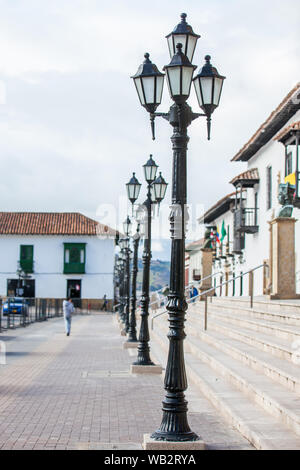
[[221, 220, 227, 242], [284, 172, 296, 186], [215, 226, 220, 244]]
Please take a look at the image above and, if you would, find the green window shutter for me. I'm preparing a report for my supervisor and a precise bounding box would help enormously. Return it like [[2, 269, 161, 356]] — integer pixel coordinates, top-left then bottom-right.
[[64, 243, 86, 274], [20, 245, 34, 273]]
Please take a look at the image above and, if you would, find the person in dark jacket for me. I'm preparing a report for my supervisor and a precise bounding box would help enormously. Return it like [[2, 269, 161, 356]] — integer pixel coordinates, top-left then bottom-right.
[[101, 294, 108, 311], [189, 285, 198, 303]]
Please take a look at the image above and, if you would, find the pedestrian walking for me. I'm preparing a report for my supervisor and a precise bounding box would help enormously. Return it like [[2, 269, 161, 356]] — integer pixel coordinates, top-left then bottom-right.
[[101, 294, 108, 312], [189, 285, 198, 303], [63, 298, 74, 336]]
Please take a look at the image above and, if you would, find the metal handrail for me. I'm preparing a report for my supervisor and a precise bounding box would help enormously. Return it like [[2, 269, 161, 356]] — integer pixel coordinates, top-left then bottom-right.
[[147, 270, 223, 308], [151, 263, 266, 328], [185, 270, 223, 290], [115, 270, 224, 313]]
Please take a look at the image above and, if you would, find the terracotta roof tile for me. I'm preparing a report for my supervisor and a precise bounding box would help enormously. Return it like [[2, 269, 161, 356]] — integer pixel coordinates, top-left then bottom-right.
[[274, 120, 300, 141], [198, 189, 247, 224], [0, 212, 117, 236], [230, 168, 259, 185], [186, 238, 204, 251], [231, 83, 300, 162]]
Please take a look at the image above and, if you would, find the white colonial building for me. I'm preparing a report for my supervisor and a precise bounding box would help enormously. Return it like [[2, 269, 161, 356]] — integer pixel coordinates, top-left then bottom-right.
[[185, 238, 204, 286], [0, 212, 117, 306], [189, 83, 300, 297]]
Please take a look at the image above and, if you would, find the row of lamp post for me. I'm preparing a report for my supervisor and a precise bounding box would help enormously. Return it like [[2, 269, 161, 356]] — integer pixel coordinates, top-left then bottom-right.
[[115, 155, 168, 352], [115, 13, 225, 444], [127, 155, 168, 365]]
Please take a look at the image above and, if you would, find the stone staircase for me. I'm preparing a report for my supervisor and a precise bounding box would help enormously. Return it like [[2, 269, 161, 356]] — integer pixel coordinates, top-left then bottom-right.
[[149, 297, 300, 450]]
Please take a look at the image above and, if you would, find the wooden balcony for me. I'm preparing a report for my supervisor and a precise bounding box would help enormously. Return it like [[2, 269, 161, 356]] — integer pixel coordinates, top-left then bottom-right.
[[234, 207, 259, 234]]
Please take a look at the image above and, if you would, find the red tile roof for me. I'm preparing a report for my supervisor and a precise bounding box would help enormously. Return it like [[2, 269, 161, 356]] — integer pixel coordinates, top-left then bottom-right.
[[0, 212, 117, 236], [198, 189, 247, 224], [230, 168, 259, 186], [274, 120, 300, 141], [198, 192, 236, 224], [231, 83, 300, 162], [185, 238, 204, 252]]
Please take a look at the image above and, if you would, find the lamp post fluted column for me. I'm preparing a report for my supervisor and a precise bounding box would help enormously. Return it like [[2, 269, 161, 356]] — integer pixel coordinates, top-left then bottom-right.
[[118, 254, 126, 325], [134, 192, 154, 365], [151, 103, 198, 441], [124, 241, 131, 333], [119, 217, 133, 333], [127, 224, 140, 343]]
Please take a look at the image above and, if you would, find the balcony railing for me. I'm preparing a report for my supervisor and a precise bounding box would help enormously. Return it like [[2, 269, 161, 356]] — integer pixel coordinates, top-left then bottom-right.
[[234, 207, 259, 234], [19, 259, 34, 273], [63, 262, 85, 274]]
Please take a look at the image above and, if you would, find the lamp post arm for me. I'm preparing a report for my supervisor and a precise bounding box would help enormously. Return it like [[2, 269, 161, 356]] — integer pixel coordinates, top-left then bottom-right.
[[150, 109, 206, 140], [150, 112, 170, 140], [191, 112, 206, 120]]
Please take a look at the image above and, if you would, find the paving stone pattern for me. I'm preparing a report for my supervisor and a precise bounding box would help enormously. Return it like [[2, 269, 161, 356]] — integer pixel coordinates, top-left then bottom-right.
[[0, 314, 254, 450]]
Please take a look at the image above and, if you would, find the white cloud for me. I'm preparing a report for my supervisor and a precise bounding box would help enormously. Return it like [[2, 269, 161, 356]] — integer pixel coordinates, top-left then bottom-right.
[[0, 0, 299, 258]]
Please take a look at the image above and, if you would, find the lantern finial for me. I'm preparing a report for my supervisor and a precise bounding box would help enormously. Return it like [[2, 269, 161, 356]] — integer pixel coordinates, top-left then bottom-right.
[[166, 13, 200, 62], [176, 42, 183, 53]]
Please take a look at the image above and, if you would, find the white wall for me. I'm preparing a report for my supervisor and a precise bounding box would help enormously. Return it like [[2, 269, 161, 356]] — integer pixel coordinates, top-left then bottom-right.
[[242, 111, 300, 295], [199, 111, 300, 298], [189, 250, 202, 284], [0, 235, 115, 298], [210, 208, 244, 296]]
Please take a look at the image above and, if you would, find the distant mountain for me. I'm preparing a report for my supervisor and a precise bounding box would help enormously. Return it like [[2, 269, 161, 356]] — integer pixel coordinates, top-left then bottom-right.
[[136, 258, 170, 292]]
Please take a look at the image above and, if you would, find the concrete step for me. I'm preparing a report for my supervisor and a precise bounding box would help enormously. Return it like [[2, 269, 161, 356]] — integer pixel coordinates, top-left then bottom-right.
[[152, 309, 297, 363], [191, 305, 300, 343], [156, 317, 300, 437], [185, 315, 300, 394], [194, 301, 300, 327], [149, 334, 255, 449], [151, 322, 300, 450], [197, 314, 296, 363], [210, 297, 300, 315]]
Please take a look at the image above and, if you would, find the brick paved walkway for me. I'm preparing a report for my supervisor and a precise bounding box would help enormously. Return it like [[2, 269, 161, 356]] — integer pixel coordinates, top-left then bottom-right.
[[0, 314, 254, 450]]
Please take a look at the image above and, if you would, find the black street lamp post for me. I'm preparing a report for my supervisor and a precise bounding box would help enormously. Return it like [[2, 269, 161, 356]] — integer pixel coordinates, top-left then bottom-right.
[[136, 190, 154, 366], [131, 13, 225, 442], [124, 242, 131, 333], [127, 221, 140, 343], [117, 252, 126, 324], [119, 217, 132, 333], [126, 157, 168, 365]]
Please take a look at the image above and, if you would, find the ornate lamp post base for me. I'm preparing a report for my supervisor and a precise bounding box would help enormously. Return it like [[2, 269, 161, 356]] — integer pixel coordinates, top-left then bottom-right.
[[151, 424, 200, 442]]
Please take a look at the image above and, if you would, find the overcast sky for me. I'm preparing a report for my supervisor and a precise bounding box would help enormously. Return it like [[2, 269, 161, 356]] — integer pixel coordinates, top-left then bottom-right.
[[0, 0, 299, 259]]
